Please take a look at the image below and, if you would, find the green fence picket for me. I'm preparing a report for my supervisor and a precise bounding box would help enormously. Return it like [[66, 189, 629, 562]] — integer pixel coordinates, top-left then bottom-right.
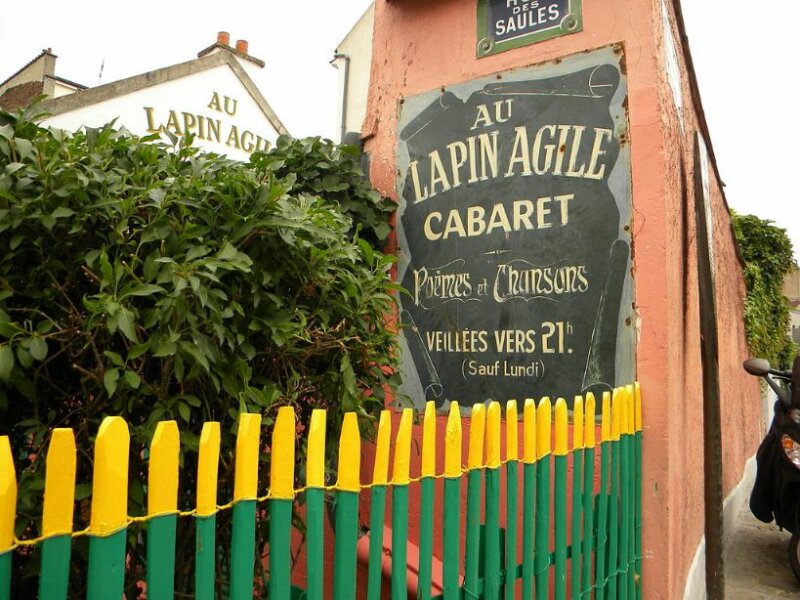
[[419, 479, 435, 600], [269, 500, 293, 598], [535, 454, 551, 600], [147, 515, 178, 599], [392, 486, 410, 598], [333, 491, 359, 599], [505, 460, 519, 598], [443, 477, 461, 599], [581, 394, 597, 600], [443, 402, 463, 600], [230, 500, 257, 600], [367, 484, 387, 600], [570, 397, 585, 600], [522, 400, 537, 600], [0, 552, 9, 600], [419, 402, 437, 600], [464, 404, 486, 597], [522, 461, 536, 598], [87, 530, 128, 600], [464, 470, 483, 595], [484, 402, 503, 600], [619, 428, 631, 600], [39, 536, 71, 600], [595, 393, 612, 600], [195, 516, 217, 600], [485, 466, 502, 599], [535, 398, 552, 600], [619, 389, 633, 600], [333, 414, 361, 600], [571, 450, 584, 599], [626, 387, 637, 600], [635, 384, 644, 600], [505, 401, 520, 600], [554, 399, 568, 600], [629, 431, 637, 598], [606, 391, 622, 600], [391, 410, 413, 600], [305, 488, 325, 599]]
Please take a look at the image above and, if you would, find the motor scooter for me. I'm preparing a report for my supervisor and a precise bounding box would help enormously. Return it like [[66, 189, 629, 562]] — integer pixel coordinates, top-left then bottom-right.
[[745, 355, 800, 582]]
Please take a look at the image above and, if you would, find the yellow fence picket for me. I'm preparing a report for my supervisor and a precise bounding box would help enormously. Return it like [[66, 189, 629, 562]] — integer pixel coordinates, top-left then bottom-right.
[[39, 429, 77, 599], [42, 429, 76, 538], [87, 416, 130, 599], [0, 439, 15, 547]]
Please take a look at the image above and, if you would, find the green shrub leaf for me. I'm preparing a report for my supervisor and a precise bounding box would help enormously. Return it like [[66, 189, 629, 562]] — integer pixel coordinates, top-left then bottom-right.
[[122, 284, 164, 298], [124, 370, 141, 389], [28, 337, 47, 361], [116, 308, 138, 342], [103, 368, 120, 397]]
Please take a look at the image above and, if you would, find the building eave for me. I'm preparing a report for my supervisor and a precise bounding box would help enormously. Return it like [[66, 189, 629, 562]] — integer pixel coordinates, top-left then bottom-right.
[[47, 75, 88, 91], [0, 49, 58, 89], [37, 51, 289, 136]]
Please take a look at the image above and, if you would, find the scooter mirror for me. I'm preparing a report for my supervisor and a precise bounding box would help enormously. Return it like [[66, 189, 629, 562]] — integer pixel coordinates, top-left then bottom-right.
[[744, 358, 771, 377]]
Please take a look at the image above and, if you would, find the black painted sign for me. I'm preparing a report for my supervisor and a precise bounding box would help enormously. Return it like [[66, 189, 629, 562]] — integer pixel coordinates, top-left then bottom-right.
[[477, 0, 582, 57], [395, 46, 633, 411]]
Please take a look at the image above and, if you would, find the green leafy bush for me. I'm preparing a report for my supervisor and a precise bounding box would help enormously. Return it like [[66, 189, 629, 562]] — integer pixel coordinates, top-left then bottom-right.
[[731, 211, 797, 368], [0, 111, 400, 595]]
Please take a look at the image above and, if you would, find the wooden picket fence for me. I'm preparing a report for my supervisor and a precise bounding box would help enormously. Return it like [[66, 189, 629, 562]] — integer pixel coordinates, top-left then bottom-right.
[[0, 384, 642, 599]]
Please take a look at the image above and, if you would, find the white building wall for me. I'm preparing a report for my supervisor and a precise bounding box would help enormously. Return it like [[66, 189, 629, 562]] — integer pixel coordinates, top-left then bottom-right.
[[332, 3, 374, 142], [43, 65, 280, 161], [52, 81, 78, 98]]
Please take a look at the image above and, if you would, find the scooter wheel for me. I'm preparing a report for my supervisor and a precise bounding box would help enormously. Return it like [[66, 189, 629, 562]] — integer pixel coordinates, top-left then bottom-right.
[[790, 532, 800, 584]]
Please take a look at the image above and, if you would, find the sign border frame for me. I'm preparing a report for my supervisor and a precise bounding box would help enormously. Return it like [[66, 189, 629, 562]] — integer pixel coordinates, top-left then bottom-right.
[[394, 44, 635, 412], [476, 0, 584, 58]]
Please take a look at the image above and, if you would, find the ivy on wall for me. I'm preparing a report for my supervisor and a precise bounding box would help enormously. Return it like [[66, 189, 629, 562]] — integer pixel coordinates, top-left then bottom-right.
[[731, 210, 797, 368]]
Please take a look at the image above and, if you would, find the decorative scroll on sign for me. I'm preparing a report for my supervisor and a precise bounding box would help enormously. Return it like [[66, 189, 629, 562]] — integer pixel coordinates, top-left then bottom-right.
[[395, 45, 634, 411]]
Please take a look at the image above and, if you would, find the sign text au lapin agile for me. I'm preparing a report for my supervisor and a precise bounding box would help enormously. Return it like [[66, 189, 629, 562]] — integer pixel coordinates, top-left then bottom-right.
[[143, 92, 272, 154]]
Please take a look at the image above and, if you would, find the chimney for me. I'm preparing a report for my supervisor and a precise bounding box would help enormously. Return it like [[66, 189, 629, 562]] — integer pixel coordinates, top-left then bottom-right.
[[235, 39, 249, 55], [217, 31, 230, 46]]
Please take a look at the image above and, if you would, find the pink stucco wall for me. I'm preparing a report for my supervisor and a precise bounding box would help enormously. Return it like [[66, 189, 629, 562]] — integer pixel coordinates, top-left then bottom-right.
[[362, 0, 762, 597]]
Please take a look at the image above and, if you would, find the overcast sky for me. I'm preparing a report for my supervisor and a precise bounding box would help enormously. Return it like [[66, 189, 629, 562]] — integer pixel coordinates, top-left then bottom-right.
[[1, 1, 798, 258], [0, 1, 374, 139], [681, 2, 800, 261]]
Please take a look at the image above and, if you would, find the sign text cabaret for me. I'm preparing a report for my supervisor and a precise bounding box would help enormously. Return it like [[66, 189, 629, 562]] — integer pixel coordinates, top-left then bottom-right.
[[406, 99, 613, 241]]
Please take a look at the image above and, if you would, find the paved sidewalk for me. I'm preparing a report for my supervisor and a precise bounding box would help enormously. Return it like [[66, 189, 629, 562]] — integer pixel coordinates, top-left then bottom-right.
[[725, 503, 800, 598]]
